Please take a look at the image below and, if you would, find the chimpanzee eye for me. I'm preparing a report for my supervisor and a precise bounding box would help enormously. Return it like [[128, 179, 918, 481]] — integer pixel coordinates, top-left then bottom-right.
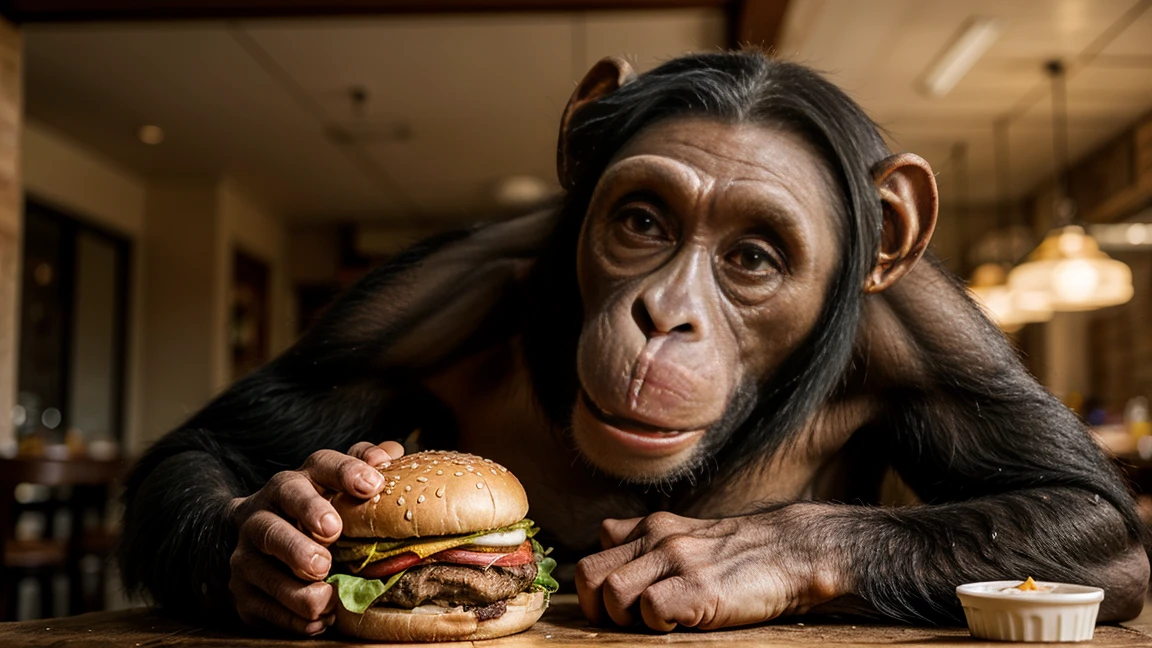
[[619, 206, 668, 239], [726, 244, 780, 274]]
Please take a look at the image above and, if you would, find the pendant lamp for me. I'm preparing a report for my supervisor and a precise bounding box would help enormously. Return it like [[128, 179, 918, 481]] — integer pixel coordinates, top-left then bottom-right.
[[1006, 60, 1133, 312], [967, 120, 1052, 329]]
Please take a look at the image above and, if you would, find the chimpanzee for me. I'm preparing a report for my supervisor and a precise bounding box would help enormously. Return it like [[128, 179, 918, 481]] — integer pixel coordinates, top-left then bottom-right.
[[119, 51, 1148, 634]]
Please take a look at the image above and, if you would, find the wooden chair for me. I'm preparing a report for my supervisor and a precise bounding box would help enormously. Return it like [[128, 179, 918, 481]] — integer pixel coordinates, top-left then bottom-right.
[[0, 457, 124, 620]]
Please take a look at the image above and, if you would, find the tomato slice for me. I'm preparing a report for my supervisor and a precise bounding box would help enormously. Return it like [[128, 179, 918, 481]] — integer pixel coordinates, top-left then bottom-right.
[[352, 541, 534, 579], [356, 551, 422, 579], [433, 541, 534, 567]]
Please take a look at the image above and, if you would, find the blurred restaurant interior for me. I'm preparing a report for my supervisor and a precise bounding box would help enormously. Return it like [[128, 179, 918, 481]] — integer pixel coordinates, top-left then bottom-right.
[[0, 0, 1151, 622]]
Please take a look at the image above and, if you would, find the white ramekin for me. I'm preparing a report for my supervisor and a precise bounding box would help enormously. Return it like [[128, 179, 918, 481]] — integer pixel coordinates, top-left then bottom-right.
[[956, 581, 1104, 642]]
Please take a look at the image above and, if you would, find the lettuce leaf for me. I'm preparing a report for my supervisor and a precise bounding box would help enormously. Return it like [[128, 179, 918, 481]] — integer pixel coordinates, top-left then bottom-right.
[[332, 519, 536, 570], [326, 570, 407, 614], [530, 538, 559, 594]]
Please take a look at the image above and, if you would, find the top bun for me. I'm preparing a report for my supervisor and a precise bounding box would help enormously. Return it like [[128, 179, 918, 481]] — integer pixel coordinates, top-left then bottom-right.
[[333, 450, 529, 539]]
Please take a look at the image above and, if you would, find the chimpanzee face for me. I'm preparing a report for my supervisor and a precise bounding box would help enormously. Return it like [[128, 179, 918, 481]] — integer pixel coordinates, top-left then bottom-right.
[[571, 117, 843, 482]]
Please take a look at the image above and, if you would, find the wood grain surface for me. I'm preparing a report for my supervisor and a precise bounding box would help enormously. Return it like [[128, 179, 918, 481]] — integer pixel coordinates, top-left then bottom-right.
[[2, 594, 1151, 646]]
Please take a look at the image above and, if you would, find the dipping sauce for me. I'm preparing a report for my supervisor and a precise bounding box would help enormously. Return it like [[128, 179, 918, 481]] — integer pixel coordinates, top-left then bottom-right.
[[998, 576, 1053, 594]]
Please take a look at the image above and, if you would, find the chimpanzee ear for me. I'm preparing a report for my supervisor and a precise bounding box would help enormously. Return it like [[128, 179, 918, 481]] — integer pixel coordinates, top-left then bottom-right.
[[557, 56, 637, 190], [864, 153, 939, 293]]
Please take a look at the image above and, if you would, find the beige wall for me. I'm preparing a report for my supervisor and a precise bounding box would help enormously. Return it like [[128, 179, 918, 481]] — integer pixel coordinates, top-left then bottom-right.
[[23, 119, 145, 235], [19, 122, 295, 453], [217, 180, 294, 388]]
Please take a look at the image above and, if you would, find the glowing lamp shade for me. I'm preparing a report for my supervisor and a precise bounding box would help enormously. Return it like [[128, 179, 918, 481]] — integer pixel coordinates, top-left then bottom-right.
[[968, 262, 1052, 331], [1008, 226, 1133, 312]]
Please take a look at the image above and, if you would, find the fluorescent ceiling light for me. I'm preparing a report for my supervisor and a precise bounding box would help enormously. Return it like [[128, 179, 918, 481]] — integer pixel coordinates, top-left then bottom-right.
[[921, 17, 1003, 98]]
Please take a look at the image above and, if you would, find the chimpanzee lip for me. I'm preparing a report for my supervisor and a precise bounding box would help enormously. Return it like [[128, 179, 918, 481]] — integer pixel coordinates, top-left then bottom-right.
[[578, 389, 699, 434]]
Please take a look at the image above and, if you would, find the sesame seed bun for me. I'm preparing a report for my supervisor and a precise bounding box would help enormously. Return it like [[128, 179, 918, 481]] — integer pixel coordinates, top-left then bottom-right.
[[333, 591, 547, 642], [332, 450, 529, 539]]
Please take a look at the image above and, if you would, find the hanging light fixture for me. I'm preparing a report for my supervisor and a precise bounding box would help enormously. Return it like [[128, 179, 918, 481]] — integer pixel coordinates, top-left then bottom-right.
[[1007, 60, 1133, 312], [968, 120, 1052, 330]]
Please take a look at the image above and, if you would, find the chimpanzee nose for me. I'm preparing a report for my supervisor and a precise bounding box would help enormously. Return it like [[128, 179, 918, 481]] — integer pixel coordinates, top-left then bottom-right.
[[632, 251, 708, 341], [632, 299, 696, 338]]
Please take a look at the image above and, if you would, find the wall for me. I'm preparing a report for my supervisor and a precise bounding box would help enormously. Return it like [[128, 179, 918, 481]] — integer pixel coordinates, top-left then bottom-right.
[[138, 180, 222, 446], [0, 19, 19, 455], [217, 180, 294, 387], [20, 119, 148, 454]]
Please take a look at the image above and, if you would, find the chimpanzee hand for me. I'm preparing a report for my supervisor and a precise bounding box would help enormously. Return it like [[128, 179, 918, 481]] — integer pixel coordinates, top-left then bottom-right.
[[574, 509, 843, 631], [227, 441, 405, 635]]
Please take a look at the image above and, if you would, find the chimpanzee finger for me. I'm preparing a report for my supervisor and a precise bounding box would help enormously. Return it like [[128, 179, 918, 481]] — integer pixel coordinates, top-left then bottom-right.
[[268, 471, 342, 542], [347, 442, 393, 469], [243, 509, 332, 581], [574, 539, 645, 625], [301, 449, 383, 497], [600, 517, 643, 550], [639, 576, 698, 631], [233, 550, 336, 621], [600, 550, 671, 627], [232, 578, 334, 636], [379, 440, 405, 459]]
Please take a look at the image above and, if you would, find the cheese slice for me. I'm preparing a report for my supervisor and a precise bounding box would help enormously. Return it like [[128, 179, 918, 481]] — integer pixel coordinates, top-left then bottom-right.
[[331, 519, 536, 571]]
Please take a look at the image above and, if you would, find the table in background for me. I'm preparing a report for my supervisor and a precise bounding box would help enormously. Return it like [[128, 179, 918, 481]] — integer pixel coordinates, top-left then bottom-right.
[[1, 595, 1151, 647], [0, 456, 124, 620]]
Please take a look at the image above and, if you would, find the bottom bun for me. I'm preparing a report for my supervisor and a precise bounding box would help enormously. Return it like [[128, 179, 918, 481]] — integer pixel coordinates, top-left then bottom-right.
[[334, 591, 549, 642]]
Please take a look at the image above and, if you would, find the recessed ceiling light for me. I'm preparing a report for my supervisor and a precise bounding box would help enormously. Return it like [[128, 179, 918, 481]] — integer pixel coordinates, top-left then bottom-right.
[[920, 17, 1004, 98], [138, 125, 164, 145]]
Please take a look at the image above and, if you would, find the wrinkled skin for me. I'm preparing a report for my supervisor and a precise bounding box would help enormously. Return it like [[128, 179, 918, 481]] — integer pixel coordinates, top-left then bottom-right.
[[571, 119, 842, 481]]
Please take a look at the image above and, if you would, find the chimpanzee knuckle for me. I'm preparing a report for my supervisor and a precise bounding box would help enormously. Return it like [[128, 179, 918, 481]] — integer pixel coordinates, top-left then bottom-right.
[[659, 534, 698, 565], [264, 470, 300, 497], [302, 449, 340, 474], [346, 441, 374, 458], [573, 557, 599, 591], [644, 511, 681, 535], [602, 571, 632, 602], [298, 582, 334, 620]]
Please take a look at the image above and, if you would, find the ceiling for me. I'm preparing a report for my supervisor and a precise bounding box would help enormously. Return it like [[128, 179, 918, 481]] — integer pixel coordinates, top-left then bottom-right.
[[781, 0, 1152, 206], [21, 0, 1152, 223], [24, 9, 726, 223]]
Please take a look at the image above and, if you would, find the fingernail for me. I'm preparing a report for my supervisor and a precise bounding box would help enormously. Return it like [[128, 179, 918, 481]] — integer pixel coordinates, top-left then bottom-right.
[[311, 553, 331, 577], [319, 512, 340, 537], [355, 472, 382, 494]]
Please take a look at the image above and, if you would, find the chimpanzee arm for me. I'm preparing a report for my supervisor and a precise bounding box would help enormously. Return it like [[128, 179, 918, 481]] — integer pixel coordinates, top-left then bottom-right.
[[119, 212, 556, 618], [835, 254, 1149, 622]]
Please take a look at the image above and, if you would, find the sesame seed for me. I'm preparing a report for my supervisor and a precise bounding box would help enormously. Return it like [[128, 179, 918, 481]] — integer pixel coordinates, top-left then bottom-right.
[[454, 471, 464, 477], [405, 510, 412, 521], [436, 470, 443, 475], [397, 497, 405, 506], [410, 463, 419, 469], [416, 476, 428, 482], [432, 460, 438, 465], [490, 468, 498, 475], [372, 494, 380, 502], [466, 466, 474, 472], [417, 495, 425, 503], [381, 461, 391, 468], [476, 483, 484, 489], [405, 485, 411, 492], [436, 486, 446, 498]]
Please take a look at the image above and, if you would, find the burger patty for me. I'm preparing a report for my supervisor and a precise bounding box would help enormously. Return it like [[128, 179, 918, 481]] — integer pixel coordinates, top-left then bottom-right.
[[379, 562, 538, 608]]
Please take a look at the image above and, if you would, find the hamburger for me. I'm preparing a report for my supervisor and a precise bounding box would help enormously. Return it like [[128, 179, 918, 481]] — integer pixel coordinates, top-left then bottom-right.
[[325, 450, 558, 642]]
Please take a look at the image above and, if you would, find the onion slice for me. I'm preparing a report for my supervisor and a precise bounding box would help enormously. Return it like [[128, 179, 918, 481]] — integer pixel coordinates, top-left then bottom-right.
[[466, 528, 528, 547]]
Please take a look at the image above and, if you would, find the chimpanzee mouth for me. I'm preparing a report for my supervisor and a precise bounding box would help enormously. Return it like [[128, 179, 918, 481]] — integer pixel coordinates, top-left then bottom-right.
[[578, 389, 701, 435]]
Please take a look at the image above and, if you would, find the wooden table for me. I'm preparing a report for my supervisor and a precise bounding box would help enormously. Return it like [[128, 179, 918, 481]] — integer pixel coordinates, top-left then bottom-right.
[[2, 595, 1152, 646]]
